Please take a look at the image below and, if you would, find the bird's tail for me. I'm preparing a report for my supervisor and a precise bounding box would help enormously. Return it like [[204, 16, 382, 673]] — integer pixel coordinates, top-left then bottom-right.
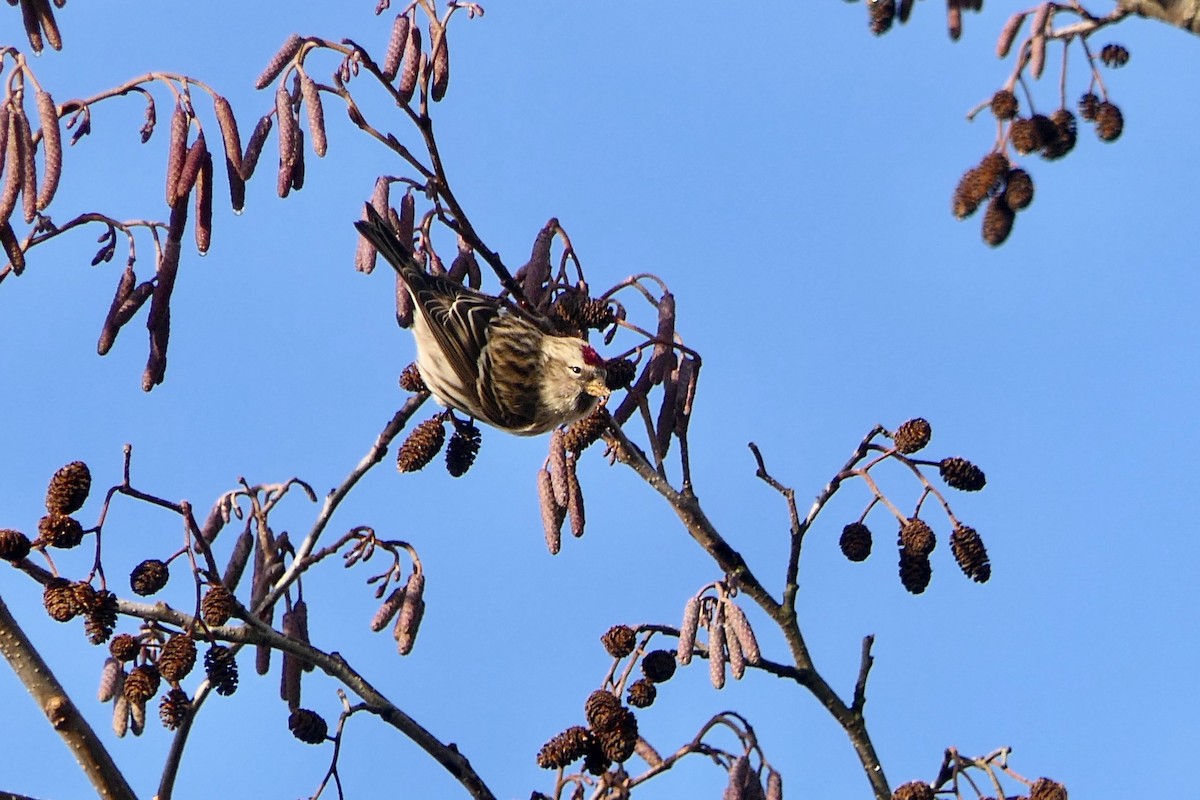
[[354, 205, 420, 280]]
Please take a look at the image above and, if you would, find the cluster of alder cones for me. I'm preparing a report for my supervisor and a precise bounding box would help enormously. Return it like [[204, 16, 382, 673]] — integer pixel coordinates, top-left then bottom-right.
[[837, 418, 991, 594]]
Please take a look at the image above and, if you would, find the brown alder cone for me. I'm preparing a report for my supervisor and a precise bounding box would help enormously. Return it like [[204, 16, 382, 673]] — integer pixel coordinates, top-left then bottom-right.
[[0, 221, 24, 275], [381, 14, 411, 81], [163, 104, 188, 207], [35, 90, 60, 210], [398, 24, 422, 104], [255, 33, 303, 90], [45, 460, 91, 515]]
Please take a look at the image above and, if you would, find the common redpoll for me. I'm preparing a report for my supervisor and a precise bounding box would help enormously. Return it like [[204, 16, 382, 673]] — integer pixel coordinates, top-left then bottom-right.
[[355, 207, 610, 435]]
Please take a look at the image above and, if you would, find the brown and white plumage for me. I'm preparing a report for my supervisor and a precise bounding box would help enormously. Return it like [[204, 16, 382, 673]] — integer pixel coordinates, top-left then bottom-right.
[[355, 207, 609, 435]]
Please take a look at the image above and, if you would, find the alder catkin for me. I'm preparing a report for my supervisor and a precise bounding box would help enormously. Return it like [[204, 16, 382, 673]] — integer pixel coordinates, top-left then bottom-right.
[[0, 222, 24, 275], [398, 25, 421, 104], [381, 14, 410, 81], [548, 429, 569, 507], [97, 265, 135, 355], [371, 584, 406, 632], [255, 33, 303, 90], [164, 103, 188, 207], [212, 95, 243, 175], [239, 114, 273, 181], [34, 0, 61, 50], [19, 0, 43, 54], [356, 177, 390, 273], [0, 112, 19, 225], [300, 74, 327, 157], [195, 149, 213, 253], [996, 11, 1026, 58], [393, 572, 425, 655], [275, 87, 297, 197], [15, 108, 37, 224], [429, 21, 449, 101], [724, 601, 761, 664], [219, 530, 253, 593], [565, 461, 585, 538], [677, 596, 700, 664], [35, 90, 60, 210], [709, 602, 727, 689], [538, 468, 565, 555]]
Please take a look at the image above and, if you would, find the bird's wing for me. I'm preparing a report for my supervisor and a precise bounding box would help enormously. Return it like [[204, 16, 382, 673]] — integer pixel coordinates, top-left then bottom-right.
[[354, 206, 502, 408]]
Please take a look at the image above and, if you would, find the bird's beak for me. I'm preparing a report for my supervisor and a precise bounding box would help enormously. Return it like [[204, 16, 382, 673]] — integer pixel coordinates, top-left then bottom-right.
[[585, 377, 611, 398]]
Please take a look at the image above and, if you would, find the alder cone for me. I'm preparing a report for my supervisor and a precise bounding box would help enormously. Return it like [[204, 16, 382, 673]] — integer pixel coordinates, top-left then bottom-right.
[[46, 460, 90, 515]]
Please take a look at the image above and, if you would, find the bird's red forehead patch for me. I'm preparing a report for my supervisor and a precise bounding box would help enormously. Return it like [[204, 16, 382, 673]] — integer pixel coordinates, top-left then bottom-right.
[[581, 345, 603, 367]]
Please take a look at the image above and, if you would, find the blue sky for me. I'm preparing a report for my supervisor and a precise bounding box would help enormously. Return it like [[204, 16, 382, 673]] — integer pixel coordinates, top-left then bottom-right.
[[2, 3, 1197, 798]]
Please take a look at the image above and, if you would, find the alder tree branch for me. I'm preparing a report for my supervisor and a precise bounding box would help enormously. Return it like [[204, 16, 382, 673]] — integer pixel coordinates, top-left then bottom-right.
[[0, 593, 138, 800]]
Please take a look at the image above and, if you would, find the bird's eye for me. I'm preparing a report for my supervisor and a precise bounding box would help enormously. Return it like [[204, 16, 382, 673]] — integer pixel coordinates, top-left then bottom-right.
[[570, 365, 582, 375]]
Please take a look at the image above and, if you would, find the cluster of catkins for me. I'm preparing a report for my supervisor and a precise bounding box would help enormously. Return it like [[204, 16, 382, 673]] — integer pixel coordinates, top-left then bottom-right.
[[837, 419, 991, 594]]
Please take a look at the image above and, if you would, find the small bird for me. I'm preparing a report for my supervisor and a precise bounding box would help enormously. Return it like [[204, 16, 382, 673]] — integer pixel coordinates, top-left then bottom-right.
[[355, 206, 609, 435]]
